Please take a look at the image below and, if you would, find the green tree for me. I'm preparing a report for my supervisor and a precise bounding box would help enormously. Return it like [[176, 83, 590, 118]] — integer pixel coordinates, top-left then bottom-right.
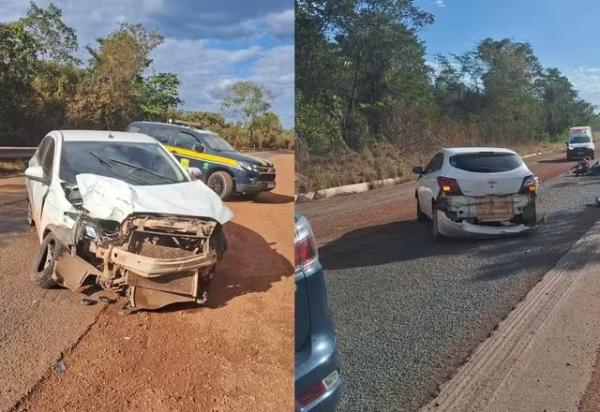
[[250, 111, 284, 148], [220, 80, 272, 129], [476, 38, 544, 142], [21, 1, 78, 63], [68, 24, 163, 128], [0, 21, 39, 144], [140, 73, 182, 120]]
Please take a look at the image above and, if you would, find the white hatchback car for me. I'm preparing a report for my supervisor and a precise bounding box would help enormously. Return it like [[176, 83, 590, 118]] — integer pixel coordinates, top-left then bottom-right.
[[25, 130, 233, 309], [413, 147, 539, 238]]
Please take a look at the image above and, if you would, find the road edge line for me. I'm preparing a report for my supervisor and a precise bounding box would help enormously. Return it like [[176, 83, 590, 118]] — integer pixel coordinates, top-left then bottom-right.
[[422, 219, 600, 412]]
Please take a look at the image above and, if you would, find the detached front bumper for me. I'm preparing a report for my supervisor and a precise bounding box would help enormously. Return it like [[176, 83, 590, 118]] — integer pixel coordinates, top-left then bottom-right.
[[105, 246, 218, 309], [54, 215, 221, 310]]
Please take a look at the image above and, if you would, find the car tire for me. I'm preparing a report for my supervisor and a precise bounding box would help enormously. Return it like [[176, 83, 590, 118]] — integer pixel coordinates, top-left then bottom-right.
[[30, 232, 59, 289], [26, 201, 34, 226], [210, 224, 227, 261], [522, 202, 537, 226], [432, 202, 443, 240], [416, 196, 428, 222], [207, 171, 234, 200]]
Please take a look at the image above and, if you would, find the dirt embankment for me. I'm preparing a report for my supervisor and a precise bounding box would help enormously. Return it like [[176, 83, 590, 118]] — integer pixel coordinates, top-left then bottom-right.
[[1, 154, 295, 412]]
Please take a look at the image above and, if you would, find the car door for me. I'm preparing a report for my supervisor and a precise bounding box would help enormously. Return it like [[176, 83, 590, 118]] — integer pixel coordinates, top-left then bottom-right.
[[29, 136, 54, 227], [417, 152, 444, 217]]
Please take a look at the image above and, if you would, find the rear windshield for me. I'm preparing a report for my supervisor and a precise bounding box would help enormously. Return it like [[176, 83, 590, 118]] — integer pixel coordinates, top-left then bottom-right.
[[570, 135, 591, 143], [449, 152, 523, 173]]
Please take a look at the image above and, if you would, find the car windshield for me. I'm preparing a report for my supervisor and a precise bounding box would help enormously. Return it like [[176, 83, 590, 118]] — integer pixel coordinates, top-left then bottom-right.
[[59, 141, 188, 186], [449, 152, 523, 173], [570, 135, 591, 143], [198, 133, 234, 151]]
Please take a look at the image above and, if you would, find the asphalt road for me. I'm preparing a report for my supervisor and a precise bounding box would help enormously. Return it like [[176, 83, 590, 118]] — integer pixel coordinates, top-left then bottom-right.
[[299, 154, 600, 411]]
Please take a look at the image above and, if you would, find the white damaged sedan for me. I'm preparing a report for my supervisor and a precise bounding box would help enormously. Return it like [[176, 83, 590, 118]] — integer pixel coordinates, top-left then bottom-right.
[[413, 147, 540, 239], [25, 130, 233, 309]]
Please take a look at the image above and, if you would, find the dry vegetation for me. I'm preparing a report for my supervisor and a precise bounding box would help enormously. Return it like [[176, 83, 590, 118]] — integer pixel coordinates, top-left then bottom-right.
[[296, 139, 564, 193]]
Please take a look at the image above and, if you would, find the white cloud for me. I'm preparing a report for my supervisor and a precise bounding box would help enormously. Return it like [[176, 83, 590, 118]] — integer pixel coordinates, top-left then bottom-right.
[[250, 45, 295, 127], [435, 0, 446, 7], [569, 67, 600, 109], [264, 9, 294, 38], [151, 40, 294, 127]]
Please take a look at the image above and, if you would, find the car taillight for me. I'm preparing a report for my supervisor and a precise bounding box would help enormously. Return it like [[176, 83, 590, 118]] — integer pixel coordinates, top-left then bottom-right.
[[297, 382, 327, 408], [297, 370, 340, 408], [295, 216, 319, 271], [520, 175, 538, 193], [437, 176, 463, 195]]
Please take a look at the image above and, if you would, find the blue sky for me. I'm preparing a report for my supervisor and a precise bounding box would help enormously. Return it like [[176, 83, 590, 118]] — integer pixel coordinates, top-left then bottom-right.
[[415, 0, 600, 108], [0, 0, 294, 127]]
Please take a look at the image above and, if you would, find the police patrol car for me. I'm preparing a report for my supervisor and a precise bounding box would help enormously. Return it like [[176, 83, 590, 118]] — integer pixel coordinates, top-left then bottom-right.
[[126, 120, 276, 200]]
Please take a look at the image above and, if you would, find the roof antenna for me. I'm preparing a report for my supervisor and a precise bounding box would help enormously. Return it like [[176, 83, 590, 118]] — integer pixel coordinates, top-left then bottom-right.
[[105, 115, 114, 138]]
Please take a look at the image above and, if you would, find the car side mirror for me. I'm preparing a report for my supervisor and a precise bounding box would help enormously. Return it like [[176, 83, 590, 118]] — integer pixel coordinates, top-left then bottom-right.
[[193, 144, 204, 153], [188, 167, 203, 181], [25, 166, 48, 184], [412, 166, 424, 175]]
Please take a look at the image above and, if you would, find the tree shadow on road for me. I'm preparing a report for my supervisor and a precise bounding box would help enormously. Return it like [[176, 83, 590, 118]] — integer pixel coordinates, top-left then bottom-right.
[[207, 221, 292, 308], [319, 220, 483, 270], [228, 192, 294, 204], [319, 206, 600, 277], [155, 221, 293, 312], [0, 203, 30, 234], [538, 158, 572, 164]]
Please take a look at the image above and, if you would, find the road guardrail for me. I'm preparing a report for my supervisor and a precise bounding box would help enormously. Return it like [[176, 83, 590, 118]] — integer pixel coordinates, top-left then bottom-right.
[[0, 147, 36, 160]]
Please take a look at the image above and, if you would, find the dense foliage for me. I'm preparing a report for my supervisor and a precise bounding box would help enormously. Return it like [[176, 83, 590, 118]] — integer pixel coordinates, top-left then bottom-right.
[[296, 0, 600, 189], [0, 2, 290, 149]]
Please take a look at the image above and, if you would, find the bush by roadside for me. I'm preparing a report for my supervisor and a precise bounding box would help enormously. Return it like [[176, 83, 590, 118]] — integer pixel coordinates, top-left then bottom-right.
[[0, 160, 27, 176]]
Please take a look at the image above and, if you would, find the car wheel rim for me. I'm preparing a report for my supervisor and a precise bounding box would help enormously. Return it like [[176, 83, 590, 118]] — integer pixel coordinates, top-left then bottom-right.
[[209, 176, 224, 196]]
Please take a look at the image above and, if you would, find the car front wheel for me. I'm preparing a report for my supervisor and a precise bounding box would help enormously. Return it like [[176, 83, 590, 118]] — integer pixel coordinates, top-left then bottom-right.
[[30, 232, 59, 288], [207, 171, 234, 200]]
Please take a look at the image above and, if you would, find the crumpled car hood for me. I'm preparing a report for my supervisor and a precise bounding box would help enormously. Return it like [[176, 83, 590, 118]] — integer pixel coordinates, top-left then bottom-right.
[[76, 173, 234, 224]]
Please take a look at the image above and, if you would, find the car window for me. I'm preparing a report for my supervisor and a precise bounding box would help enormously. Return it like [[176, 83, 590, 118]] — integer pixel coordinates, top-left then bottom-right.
[[37, 136, 52, 163], [173, 131, 200, 150], [449, 152, 523, 173], [424, 153, 444, 173], [198, 132, 234, 152], [570, 135, 591, 144], [149, 126, 174, 145], [41, 139, 55, 178], [127, 124, 142, 133], [58, 141, 187, 186]]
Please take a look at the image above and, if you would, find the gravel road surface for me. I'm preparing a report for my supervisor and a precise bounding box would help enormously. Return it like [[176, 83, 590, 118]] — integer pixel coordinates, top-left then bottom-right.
[[298, 153, 600, 411], [0, 153, 294, 412]]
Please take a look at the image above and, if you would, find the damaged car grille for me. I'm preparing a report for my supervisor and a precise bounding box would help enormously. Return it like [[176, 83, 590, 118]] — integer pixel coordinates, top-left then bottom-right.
[[55, 214, 222, 310]]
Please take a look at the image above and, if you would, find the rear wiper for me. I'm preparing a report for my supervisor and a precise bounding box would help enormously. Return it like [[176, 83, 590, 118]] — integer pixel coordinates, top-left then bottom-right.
[[108, 157, 178, 183]]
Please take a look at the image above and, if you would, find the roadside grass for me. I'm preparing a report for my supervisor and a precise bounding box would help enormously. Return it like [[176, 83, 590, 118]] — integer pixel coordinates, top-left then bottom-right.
[[296, 140, 564, 193], [0, 160, 27, 176]]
